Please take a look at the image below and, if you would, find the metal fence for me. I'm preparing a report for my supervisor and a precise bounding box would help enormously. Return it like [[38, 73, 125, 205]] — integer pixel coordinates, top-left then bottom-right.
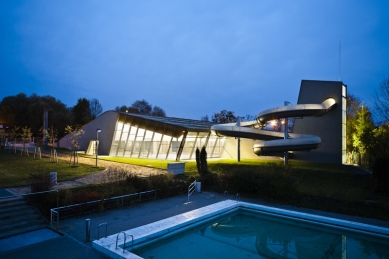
[[50, 185, 186, 229]]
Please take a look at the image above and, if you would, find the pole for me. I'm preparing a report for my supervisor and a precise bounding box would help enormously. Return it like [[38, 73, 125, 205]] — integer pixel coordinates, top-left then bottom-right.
[[95, 131, 98, 167], [86, 219, 91, 242], [284, 101, 289, 166], [237, 117, 241, 162], [339, 40, 341, 81]]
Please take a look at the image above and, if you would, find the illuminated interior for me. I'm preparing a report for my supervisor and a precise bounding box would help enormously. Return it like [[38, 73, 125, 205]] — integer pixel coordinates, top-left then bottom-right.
[[109, 113, 226, 160]]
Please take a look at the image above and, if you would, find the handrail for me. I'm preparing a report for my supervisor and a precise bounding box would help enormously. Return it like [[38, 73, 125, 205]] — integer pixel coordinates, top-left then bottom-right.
[[116, 232, 134, 252], [127, 234, 134, 251], [224, 191, 228, 198], [188, 180, 196, 202], [116, 231, 126, 252], [98, 222, 108, 239], [49, 185, 185, 228]]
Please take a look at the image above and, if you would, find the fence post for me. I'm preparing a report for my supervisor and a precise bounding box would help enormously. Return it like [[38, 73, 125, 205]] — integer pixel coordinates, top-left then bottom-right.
[[86, 219, 91, 242], [56, 211, 59, 230]]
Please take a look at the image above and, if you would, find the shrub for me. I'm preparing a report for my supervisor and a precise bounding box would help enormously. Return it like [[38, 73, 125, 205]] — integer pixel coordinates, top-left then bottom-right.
[[29, 172, 54, 192], [73, 190, 102, 204], [216, 164, 298, 202], [126, 173, 149, 192], [372, 158, 389, 193]]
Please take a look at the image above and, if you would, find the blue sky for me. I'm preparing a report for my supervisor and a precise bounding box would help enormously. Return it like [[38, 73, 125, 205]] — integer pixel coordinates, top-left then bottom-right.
[[1, 1, 389, 120]]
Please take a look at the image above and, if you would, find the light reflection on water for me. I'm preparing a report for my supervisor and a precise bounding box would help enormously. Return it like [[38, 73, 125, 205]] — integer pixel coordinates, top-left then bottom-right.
[[133, 210, 389, 259]]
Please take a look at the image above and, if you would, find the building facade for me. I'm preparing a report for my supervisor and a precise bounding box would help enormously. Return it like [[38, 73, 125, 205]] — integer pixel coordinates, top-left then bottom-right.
[[59, 80, 346, 164]]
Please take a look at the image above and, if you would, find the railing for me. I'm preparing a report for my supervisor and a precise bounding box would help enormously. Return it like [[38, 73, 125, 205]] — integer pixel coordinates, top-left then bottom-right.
[[187, 180, 196, 202], [116, 232, 133, 253], [50, 185, 185, 228]]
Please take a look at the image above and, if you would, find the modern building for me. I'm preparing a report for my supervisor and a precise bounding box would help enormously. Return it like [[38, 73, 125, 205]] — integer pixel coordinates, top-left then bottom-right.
[[59, 80, 347, 164]]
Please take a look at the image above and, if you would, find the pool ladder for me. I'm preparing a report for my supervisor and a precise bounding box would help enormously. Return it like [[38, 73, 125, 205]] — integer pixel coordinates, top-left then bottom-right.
[[116, 231, 133, 252]]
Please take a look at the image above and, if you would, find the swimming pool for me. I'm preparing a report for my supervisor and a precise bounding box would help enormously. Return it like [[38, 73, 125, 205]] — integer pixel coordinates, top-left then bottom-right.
[[92, 200, 389, 259]]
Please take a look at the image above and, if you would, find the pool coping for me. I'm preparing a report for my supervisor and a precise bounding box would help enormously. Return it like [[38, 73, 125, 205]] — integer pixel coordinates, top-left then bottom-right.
[[92, 200, 389, 259]]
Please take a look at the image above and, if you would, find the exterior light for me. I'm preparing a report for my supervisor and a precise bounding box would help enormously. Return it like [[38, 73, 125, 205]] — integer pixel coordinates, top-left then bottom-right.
[[96, 128, 101, 167]]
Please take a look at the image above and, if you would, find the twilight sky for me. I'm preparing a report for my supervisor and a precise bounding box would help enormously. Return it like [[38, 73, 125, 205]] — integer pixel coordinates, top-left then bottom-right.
[[1, 1, 389, 120]]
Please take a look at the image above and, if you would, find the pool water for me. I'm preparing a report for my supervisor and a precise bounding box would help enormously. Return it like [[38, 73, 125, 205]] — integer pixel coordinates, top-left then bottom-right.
[[133, 209, 389, 259]]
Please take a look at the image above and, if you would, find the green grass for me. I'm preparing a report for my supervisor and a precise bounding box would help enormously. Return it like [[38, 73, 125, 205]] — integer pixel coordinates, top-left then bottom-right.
[[0, 149, 104, 188]]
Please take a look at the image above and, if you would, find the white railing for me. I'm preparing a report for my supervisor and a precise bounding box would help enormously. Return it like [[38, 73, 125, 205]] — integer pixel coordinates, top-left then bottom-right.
[[188, 180, 196, 202]]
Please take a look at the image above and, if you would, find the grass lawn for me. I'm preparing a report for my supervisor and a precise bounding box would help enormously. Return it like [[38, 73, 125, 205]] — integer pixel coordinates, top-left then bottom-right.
[[0, 149, 104, 188]]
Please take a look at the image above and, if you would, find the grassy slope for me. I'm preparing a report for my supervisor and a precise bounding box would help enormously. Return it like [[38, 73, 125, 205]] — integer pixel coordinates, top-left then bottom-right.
[[0, 149, 104, 188]]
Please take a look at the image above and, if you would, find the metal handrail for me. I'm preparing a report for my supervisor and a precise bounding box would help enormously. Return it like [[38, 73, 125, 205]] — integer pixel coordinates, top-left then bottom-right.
[[224, 191, 228, 198], [116, 231, 126, 252], [98, 222, 108, 239], [188, 180, 196, 202], [49, 185, 185, 228], [116, 232, 133, 252]]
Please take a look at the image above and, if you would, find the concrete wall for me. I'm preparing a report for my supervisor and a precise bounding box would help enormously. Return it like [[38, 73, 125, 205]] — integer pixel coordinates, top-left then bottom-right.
[[59, 111, 118, 155], [292, 80, 345, 164], [221, 137, 267, 160]]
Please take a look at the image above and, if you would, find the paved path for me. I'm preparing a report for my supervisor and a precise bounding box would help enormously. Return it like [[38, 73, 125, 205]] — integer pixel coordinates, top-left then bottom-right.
[[7, 152, 166, 194]]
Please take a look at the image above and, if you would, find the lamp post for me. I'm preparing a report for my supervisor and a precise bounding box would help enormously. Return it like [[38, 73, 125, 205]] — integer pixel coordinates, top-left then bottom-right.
[[96, 128, 101, 167]]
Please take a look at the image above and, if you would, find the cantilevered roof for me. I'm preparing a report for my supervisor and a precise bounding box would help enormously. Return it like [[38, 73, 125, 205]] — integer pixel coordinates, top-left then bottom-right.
[[117, 112, 217, 136]]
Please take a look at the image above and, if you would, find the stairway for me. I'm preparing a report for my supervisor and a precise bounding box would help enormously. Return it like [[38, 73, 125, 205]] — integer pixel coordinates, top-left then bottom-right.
[[0, 197, 47, 239]]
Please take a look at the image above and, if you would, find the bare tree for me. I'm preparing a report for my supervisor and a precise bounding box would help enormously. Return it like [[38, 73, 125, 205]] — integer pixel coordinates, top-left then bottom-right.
[[200, 115, 209, 122], [131, 100, 152, 115], [151, 106, 166, 117], [89, 98, 103, 119], [64, 125, 85, 166], [374, 73, 389, 124], [211, 110, 237, 123]]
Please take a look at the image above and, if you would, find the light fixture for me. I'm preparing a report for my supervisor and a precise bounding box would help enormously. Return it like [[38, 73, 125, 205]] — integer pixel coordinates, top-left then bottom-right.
[[96, 128, 102, 167]]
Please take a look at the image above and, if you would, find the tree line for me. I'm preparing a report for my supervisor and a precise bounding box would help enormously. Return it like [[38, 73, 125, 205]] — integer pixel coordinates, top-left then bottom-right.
[[347, 73, 389, 170], [0, 94, 166, 142]]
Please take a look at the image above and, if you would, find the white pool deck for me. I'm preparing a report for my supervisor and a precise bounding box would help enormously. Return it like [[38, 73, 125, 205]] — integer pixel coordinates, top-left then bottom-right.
[[93, 200, 389, 259]]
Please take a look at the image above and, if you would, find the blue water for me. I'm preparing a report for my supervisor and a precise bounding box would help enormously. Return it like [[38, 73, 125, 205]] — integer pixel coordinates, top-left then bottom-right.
[[133, 210, 389, 259]]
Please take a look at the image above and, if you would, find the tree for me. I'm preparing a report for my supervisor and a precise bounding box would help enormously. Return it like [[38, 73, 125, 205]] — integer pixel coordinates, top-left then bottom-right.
[[211, 110, 237, 123], [0, 105, 16, 127], [200, 115, 209, 122], [243, 114, 257, 121], [1, 93, 30, 128], [346, 94, 362, 156], [353, 105, 374, 167], [130, 99, 152, 115], [72, 98, 91, 127], [151, 106, 166, 117], [89, 98, 103, 120], [374, 72, 389, 124], [64, 125, 85, 166], [195, 146, 209, 176], [8, 126, 20, 153], [1, 93, 71, 139], [371, 123, 389, 159]]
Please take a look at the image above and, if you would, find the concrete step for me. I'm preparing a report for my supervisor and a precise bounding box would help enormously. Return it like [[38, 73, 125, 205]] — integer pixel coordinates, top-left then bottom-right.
[[0, 212, 42, 225], [0, 204, 32, 214], [0, 197, 48, 239], [0, 199, 26, 209], [0, 223, 47, 239], [0, 206, 36, 222], [0, 218, 47, 232]]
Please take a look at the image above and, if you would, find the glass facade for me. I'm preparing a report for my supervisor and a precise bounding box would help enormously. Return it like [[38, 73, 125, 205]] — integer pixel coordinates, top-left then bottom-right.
[[109, 114, 226, 161]]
